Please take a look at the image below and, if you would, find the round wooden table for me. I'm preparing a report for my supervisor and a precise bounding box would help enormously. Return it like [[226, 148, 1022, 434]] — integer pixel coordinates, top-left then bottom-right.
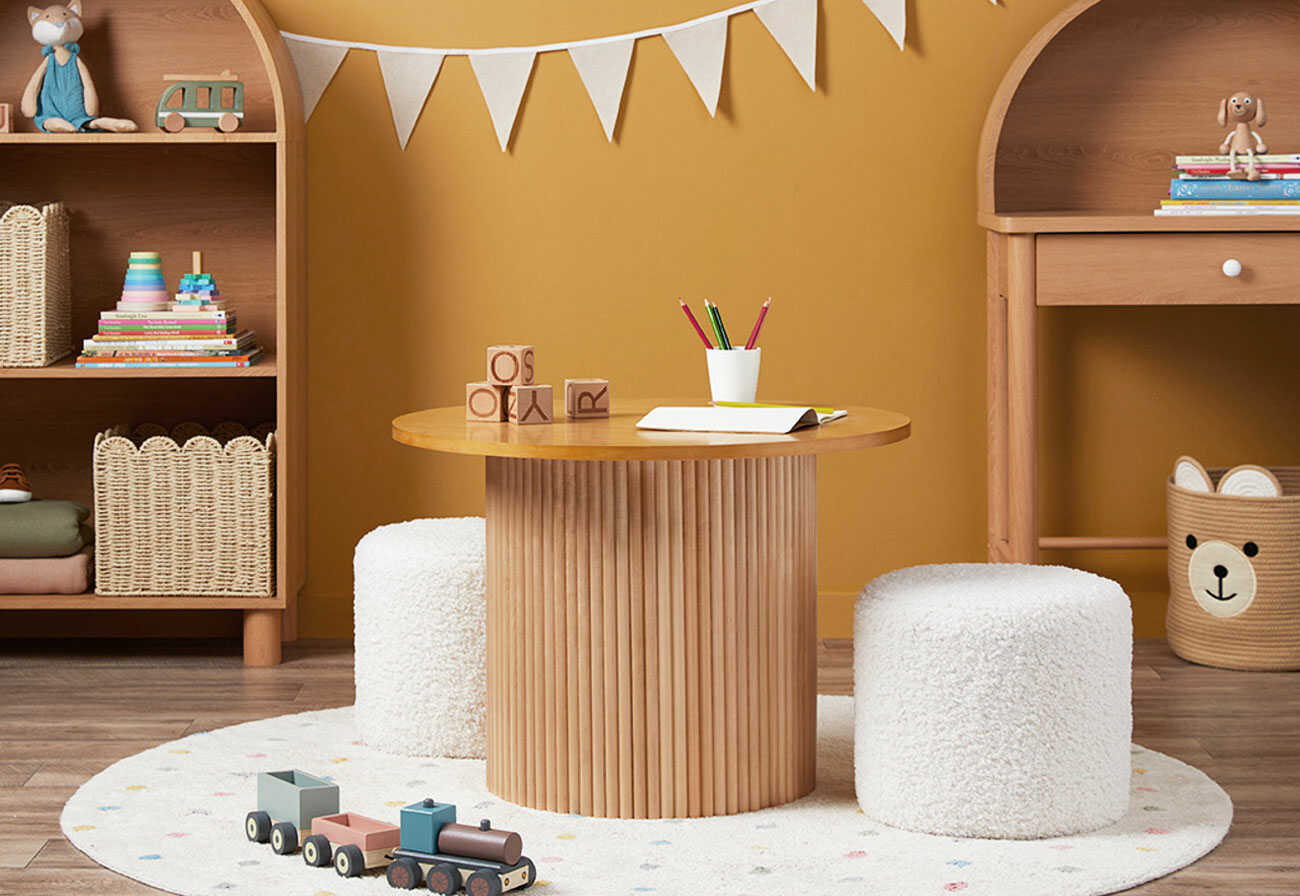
[[392, 398, 910, 819]]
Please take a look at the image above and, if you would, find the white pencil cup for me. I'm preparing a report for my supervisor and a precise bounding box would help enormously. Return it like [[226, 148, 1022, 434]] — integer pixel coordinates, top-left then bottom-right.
[[706, 348, 761, 403]]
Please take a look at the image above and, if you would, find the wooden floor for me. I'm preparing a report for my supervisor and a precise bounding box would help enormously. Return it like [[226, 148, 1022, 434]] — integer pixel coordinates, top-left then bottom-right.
[[0, 638, 1295, 894]]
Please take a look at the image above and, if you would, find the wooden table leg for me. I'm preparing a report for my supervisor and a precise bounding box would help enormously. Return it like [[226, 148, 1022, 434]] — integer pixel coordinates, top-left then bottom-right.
[[242, 608, 282, 666], [485, 455, 818, 818], [987, 231, 1010, 562], [1006, 233, 1039, 564]]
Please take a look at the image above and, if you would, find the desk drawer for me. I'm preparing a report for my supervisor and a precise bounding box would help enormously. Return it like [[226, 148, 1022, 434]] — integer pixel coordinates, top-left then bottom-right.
[[1037, 233, 1300, 305]]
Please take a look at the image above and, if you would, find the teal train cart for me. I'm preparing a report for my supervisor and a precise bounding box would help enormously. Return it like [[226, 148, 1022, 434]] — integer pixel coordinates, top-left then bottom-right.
[[245, 769, 339, 855], [156, 70, 245, 133]]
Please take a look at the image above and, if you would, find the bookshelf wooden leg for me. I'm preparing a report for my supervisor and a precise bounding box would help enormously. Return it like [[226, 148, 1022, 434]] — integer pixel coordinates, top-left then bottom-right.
[[243, 609, 282, 666], [484, 455, 818, 818], [1006, 233, 1038, 564]]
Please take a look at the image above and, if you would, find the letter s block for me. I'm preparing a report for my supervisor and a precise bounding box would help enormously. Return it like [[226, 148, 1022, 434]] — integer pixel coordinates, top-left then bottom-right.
[[565, 378, 610, 419], [466, 382, 507, 421], [487, 345, 535, 386], [508, 385, 554, 425]]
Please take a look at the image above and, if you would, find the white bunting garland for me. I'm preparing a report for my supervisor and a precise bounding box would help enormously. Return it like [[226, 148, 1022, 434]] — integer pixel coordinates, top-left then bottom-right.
[[280, 0, 992, 150]]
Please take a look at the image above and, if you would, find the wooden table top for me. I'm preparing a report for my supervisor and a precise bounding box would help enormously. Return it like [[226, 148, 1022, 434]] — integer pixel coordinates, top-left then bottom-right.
[[392, 398, 911, 461]]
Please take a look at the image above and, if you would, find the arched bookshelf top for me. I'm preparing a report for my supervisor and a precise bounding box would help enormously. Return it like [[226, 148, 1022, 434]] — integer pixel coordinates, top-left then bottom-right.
[[978, 0, 1300, 217], [0, 0, 301, 139]]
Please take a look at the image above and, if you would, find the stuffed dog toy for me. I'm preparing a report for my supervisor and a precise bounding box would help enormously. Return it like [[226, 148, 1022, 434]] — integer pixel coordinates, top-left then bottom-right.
[[1217, 91, 1267, 180]]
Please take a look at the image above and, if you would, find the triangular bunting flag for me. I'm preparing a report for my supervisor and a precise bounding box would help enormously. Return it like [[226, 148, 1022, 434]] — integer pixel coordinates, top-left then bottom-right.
[[663, 17, 728, 117], [469, 51, 537, 151], [862, 0, 906, 50], [568, 39, 635, 141], [284, 37, 349, 120], [377, 51, 444, 150], [756, 0, 817, 90]]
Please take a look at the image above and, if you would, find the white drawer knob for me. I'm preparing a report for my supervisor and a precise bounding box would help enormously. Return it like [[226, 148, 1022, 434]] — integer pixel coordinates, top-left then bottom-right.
[[1222, 258, 1243, 278]]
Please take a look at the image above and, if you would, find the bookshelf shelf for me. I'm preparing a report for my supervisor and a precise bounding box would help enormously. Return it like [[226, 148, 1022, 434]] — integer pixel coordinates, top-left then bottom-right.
[[0, 0, 304, 666], [0, 593, 287, 610], [0, 353, 277, 379], [980, 210, 1300, 234], [0, 132, 279, 145]]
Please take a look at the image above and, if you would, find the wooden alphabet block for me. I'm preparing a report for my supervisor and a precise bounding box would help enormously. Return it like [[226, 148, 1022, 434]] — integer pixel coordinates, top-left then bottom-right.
[[466, 382, 508, 421], [0, 103, 11, 134], [565, 378, 610, 419], [507, 385, 553, 425], [486, 345, 535, 386]]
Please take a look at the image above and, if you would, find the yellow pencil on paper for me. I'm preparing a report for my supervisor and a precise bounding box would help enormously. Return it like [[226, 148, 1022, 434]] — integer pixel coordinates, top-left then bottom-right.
[[715, 400, 839, 415]]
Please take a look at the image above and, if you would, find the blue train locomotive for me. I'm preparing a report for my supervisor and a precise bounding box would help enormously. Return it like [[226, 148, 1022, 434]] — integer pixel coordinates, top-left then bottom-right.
[[385, 799, 536, 895]]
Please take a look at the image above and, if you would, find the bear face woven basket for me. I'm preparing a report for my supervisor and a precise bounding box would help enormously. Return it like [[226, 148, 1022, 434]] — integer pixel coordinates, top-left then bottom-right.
[[1167, 466, 1300, 671]]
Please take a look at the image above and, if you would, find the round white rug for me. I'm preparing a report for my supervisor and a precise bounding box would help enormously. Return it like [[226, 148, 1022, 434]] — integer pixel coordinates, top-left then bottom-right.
[[61, 696, 1231, 896]]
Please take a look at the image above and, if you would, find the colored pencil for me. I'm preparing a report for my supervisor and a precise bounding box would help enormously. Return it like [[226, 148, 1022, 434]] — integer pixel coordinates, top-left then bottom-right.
[[679, 299, 714, 348], [704, 300, 725, 349], [709, 299, 734, 350], [744, 297, 771, 350]]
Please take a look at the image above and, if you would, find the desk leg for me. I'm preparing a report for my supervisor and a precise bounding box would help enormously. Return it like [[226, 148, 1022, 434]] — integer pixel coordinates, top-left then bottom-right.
[[484, 455, 818, 819], [987, 232, 1010, 562], [1006, 233, 1039, 564]]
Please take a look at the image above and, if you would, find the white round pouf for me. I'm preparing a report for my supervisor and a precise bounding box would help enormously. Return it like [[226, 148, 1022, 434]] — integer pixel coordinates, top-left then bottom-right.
[[354, 517, 486, 758], [854, 563, 1133, 839]]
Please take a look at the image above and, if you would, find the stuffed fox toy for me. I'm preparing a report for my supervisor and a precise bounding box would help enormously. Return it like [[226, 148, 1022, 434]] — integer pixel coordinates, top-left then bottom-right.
[[20, 2, 136, 133]]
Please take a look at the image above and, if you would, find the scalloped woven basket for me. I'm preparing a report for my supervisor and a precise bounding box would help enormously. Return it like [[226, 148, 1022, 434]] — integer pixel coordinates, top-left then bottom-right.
[[1167, 466, 1300, 671], [0, 202, 71, 367], [93, 423, 276, 596]]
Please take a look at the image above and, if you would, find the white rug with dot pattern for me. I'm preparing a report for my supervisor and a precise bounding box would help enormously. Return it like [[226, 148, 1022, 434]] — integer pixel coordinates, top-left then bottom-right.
[[61, 697, 1231, 896]]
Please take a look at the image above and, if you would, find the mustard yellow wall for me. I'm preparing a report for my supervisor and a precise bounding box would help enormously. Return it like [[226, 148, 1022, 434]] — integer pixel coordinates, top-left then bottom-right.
[[270, 0, 1300, 641]]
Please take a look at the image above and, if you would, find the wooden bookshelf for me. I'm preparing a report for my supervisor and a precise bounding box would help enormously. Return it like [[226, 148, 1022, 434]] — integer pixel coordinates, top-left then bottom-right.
[[0, 0, 305, 665]]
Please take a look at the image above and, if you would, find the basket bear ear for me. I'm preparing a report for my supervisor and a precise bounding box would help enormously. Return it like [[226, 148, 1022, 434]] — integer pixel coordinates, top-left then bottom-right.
[[1174, 455, 1213, 493], [1218, 464, 1281, 498]]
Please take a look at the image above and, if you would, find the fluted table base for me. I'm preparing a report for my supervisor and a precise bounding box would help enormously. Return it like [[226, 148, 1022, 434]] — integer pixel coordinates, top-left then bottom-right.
[[484, 455, 818, 819]]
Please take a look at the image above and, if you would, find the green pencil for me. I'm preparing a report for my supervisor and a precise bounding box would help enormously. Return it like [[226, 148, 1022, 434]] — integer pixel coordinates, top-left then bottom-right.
[[704, 300, 727, 349], [708, 300, 733, 350]]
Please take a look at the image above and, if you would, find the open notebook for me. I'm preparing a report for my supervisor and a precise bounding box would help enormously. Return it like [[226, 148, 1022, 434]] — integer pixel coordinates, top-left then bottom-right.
[[636, 405, 847, 435]]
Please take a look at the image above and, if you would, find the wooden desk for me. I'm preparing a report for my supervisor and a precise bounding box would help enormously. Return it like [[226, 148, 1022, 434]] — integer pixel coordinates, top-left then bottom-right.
[[977, 0, 1300, 564], [393, 399, 909, 818]]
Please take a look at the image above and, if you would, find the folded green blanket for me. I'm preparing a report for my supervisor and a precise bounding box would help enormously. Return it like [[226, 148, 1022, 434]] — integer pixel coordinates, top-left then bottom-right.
[[0, 500, 90, 558]]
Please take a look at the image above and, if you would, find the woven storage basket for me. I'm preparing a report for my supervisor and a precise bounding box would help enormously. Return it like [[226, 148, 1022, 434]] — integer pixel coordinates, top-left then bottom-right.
[[93, 423, 276, 596], [0, 202, 71, 367], [1167, 466, 1300, 671]]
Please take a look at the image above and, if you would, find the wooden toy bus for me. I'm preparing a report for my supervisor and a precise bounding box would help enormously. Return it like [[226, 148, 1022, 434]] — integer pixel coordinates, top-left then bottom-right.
[[156, 71, 245, 133]]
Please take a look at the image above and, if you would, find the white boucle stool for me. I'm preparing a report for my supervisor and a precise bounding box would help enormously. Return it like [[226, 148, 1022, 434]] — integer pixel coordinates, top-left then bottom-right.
[[854, 563, 1133, 839], [354, 518, 486, 758]]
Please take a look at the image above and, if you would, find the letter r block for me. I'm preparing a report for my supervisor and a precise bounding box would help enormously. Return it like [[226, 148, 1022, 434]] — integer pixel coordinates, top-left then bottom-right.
[[565, 378, 610, 419], [466, 382, 507, 421], [508, 385, 554, 425], [487, 345, 535, 386]]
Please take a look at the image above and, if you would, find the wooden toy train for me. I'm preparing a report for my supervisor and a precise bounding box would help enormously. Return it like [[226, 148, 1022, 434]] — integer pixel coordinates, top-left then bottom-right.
[[244, 769, 536, 894]]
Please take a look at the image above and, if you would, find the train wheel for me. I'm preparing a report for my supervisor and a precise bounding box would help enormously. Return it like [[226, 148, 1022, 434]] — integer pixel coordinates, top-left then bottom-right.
[[385, 857, 422, 889], [466, 870, 503, 896], [217, 112, 240, 133], [518, 858, 536, 889], [162, 112, 185, 133], [427, 862, 463, 893], [334, 844, 365, 878], [270, 822, 298, 855], [302, 834, 332, 867], [244, 811, 271, 843]]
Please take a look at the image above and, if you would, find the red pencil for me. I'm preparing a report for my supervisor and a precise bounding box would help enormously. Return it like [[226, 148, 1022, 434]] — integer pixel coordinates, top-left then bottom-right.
[[744, 297, 772, 350], [679, 299, 714, 349]]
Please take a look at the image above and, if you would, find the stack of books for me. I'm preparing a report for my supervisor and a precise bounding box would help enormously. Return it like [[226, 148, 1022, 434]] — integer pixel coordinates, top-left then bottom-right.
[[75, 251, 264, 370], [1156, 154, 1300, 216]]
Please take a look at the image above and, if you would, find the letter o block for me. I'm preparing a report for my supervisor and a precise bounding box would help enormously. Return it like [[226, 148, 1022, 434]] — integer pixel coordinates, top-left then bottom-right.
[[466, 382, 507, 421], [487, 345, 535, 387]]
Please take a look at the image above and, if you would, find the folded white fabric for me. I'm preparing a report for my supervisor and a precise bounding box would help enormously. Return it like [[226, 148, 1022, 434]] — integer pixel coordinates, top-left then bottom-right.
[[354, 517, 487, 758], [854, 563, 1133, 838]]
